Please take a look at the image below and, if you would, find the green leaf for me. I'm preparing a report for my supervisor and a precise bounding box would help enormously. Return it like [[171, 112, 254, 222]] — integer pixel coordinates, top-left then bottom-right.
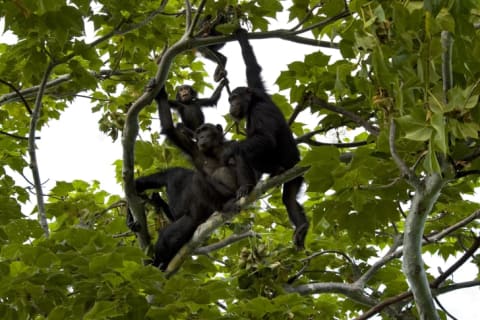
[[396, 114, 432, 141], [430, 113, 447, 153], [424, 144, 441, 173], [3, 219, 44, 242]]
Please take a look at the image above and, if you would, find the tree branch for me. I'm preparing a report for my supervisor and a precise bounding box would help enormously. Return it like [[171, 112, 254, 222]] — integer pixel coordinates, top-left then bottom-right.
[[0, 68, 146, 106], [28, 62, 55, 237], [293, 1, 351, 36], [310, 96, 380, 136], [441, 31, 453, 103], [194, 231, 260, 255], [0, 78, 32, 113], [296, 137, 370, 148], [431, 236, 480, 288], [389, 118, 420, 187]]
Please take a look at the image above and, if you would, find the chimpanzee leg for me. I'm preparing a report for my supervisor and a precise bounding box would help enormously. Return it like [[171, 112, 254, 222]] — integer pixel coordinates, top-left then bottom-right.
[[126, 209, 141, 232], [150, 192, 175, 221], [153, 215, 197, 270], [201, 47, 227, 82], [282, 176, 309, 250]]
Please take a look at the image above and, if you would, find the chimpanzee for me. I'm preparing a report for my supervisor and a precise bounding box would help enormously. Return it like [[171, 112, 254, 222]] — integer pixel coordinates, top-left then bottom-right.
[[167, 79, 227, 135], [223, 29, 309, 250], [148, 86, 258, 270], [196, 10, 231, 82]]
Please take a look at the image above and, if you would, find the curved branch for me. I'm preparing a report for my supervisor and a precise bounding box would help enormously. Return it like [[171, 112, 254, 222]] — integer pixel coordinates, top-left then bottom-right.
[[185, 0, 206, 37], [389, 119, 420, 187], [29, 62, 55, 237], [0, 79, 32, 114]]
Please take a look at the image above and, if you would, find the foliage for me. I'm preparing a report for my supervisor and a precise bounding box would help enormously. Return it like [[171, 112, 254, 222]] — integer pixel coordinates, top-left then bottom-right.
[[0, 0, 480, 319]]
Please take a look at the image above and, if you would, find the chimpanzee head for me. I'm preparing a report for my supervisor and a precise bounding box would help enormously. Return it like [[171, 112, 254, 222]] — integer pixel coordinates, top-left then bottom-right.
[[195, 123, 224, 153], [229, 87, 252, 121], [176, 85, 198, 103]]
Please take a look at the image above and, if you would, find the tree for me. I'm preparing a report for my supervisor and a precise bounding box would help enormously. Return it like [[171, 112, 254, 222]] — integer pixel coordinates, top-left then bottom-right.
[[0, 0, 479, 319]]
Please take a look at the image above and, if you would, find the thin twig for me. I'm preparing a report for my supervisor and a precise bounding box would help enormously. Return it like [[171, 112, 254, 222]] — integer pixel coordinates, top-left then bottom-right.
[[389, 118, 419, 187]]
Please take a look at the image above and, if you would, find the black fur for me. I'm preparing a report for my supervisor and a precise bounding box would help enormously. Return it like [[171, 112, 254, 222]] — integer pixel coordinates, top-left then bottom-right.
[[169, 81, 226, 134], [136, 167, 195, 221], [196, 12, 230, 82], [224, 29, 309, 249]]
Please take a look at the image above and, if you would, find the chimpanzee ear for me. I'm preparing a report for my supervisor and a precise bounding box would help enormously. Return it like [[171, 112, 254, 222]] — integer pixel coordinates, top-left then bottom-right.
[[215, 124, 223, 133]]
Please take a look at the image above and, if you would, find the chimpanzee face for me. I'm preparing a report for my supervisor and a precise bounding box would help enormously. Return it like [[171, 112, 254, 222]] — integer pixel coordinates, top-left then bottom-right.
[[229, 87, 251, 121], [195, 124, 223, 153], [176, 85, 197, 103]]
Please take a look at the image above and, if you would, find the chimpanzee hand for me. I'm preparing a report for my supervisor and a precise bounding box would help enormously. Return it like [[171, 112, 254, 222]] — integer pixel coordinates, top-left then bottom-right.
[[235, 28, 248, 38], [236, 184, 253, 200], [222, 198, 241, 214], [146, 78, 156, 91], [146, 78, 167, 100]]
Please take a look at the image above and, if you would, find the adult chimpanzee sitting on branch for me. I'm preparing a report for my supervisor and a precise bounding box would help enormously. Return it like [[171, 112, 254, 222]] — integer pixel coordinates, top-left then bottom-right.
[[222, 29, 309, 250], [146, 86, 257, 270]]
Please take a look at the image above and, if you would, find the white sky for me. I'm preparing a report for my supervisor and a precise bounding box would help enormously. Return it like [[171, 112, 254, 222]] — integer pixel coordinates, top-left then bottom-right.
[[1, 11, 479, 319]]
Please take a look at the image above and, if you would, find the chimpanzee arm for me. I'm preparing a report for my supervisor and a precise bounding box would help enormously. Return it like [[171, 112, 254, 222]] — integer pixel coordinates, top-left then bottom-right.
[[168, 99, 181, 110], [196, 79, 226, 106], [155, 87, 197, 158], [237, 29, 265, 91], [223, 128, 276, 166]]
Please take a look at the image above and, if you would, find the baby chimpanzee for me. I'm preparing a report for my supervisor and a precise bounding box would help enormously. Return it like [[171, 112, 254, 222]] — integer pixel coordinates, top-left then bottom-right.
[[166, 80, 227, 136]]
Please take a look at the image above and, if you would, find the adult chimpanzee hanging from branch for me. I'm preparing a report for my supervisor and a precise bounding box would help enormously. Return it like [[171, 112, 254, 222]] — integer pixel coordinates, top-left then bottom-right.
[[222, 29, 309, 250]]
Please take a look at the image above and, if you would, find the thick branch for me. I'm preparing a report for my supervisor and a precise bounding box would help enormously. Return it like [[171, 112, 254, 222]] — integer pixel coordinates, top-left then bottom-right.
[[29, 63, 55, 237], [163, 166, 310, 277], [402, 173, 445, 320]]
